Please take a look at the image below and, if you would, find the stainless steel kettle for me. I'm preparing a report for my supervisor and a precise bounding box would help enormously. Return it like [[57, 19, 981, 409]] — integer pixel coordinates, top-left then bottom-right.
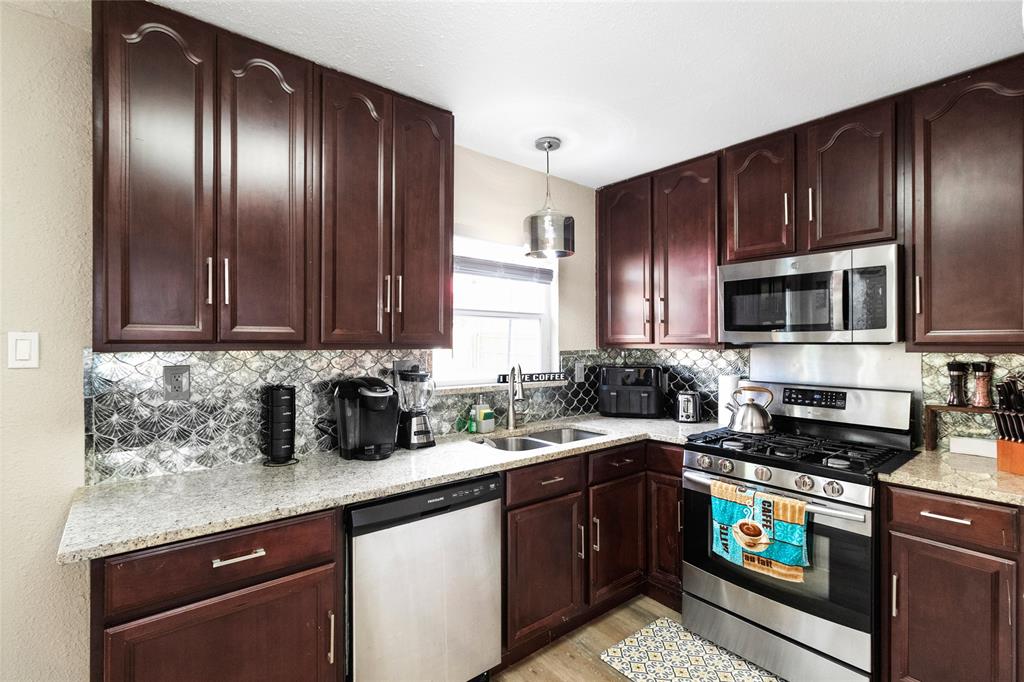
[[725, 385, 774, 434]]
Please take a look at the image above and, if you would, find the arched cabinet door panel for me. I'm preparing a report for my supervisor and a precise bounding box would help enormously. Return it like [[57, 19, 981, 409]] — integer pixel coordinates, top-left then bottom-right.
[[598, 177, 653, 345], [218, 34, 310, 343], [912, 57, 1024, 346], [391, 98, 453, 348], [806, 100, 895, 251], [320, 72, 393, 346], [724, 133, 796, 262], [98, 2, 216, 344]]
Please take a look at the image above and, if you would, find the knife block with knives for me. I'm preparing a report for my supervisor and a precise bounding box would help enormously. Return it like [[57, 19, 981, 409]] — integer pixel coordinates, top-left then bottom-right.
[[995, 375, 1024, 474]]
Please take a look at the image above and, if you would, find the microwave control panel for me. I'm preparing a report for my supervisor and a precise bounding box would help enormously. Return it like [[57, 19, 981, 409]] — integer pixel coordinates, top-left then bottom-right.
[[782, 387, 847, 410]]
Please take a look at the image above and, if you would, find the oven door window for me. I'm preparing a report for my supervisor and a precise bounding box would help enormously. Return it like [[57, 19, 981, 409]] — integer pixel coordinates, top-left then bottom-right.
[[723, 271, 846, 333], [684, 489, 872, 632]]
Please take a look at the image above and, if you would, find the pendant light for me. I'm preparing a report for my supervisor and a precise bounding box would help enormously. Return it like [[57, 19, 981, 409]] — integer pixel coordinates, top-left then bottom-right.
[[524, 136, 575, 258]]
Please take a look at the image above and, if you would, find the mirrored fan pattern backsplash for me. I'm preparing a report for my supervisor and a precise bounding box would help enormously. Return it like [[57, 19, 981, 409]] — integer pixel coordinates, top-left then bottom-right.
[[83, 348, 750, 484]]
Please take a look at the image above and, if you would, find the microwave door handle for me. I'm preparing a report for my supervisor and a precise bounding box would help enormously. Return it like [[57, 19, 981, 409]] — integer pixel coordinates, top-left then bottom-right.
[[681, 471, 866, 523], [831, 270, 846, 332]]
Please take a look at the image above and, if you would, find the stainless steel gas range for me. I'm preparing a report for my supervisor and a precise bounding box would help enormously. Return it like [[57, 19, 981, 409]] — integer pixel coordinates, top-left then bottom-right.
[[681, 380, 915, 682]]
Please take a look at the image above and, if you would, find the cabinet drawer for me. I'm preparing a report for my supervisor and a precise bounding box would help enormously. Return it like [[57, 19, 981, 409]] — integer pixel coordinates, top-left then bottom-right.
[[888, 486, 1018, 553], [646, 443, 683, 477], [104, 511, 336, 619], [589, 444, 647, 485], [506, 456, 584, 509]]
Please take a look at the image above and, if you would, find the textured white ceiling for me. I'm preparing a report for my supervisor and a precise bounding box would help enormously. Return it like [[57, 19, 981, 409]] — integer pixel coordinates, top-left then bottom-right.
[[154, 0, 1023, 188]]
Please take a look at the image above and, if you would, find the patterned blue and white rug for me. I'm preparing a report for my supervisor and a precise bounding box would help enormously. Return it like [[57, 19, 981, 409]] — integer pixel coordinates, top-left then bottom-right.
[[600, 617, 786, 681]]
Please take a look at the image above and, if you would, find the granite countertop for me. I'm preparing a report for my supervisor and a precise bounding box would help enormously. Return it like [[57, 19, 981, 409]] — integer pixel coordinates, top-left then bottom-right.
[[58, 416, 715, 564], [881, 449, 1024, 507]]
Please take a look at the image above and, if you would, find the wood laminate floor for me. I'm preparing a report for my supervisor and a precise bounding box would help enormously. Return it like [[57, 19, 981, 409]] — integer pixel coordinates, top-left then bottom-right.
[[494, 596, 680, 682]]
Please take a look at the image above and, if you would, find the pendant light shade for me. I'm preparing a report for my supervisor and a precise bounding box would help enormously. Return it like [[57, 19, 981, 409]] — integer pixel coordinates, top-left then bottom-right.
[[524, 137, 575, 258]]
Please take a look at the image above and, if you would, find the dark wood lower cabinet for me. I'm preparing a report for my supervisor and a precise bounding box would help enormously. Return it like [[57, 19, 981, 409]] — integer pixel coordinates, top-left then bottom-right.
[[646, 472, 682, 594], [589, 472, 646, 605], [889, 532, 1016, 682], [104, 564, 338, 682], [506, 491, 585, 648]]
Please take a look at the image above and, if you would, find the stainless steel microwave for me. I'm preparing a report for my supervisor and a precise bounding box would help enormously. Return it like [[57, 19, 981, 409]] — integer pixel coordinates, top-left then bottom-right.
[[718, 244, 898, 344]]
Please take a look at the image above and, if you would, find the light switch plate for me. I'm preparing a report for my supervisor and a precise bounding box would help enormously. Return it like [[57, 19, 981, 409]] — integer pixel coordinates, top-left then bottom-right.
[[7, 332, 39, 368]]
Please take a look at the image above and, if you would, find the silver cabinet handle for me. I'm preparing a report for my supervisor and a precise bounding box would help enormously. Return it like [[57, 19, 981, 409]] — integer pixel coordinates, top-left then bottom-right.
[[328, 610, 336, 664], [211, 547, 265, 568], [644, 297, 651, 325], [592, 517, 601, 552], [891, 573, 898, 618], [659, 297, 666, 332], [610, 458, 634, 468], [540, 476, 565, 486], [223, 258, 230, 306], [677, 499, 683, 531], [578, 524, 585, 559], [920, 510, 972, 526], [397, 275, 403, 313], [205, 257, 213, 305], [808, 187, 814, 222], [783, 193, 789, 225], [914, 275, 922, 315], [384, 275, 391, 313]]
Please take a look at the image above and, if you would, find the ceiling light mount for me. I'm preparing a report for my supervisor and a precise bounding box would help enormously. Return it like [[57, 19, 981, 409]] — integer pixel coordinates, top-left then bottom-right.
[[524, 136, 575, 259]]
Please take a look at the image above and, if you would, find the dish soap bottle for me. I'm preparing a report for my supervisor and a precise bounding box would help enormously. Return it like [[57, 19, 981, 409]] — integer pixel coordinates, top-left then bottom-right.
[[473, 395, 496, 434]]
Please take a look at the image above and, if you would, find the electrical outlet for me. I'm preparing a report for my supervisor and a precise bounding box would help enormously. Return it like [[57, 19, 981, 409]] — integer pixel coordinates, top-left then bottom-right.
[[163, 365, 190, 401], [574, 361, 585, 383]]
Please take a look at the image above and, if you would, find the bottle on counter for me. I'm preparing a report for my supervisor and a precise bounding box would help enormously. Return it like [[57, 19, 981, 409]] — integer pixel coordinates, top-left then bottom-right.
[[473, 395, 496, 433], [972, 362, 994, 408]]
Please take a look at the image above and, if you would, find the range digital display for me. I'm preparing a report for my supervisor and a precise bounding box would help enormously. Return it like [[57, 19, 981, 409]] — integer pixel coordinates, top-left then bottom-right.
[[782, 387, 847, 409]]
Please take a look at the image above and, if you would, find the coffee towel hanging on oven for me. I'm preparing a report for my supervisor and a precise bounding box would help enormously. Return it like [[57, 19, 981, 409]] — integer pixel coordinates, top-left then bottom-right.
[[710, 479, 809, 583]]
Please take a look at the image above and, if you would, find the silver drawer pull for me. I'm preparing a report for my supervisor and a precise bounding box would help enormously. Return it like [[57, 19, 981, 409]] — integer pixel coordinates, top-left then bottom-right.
[[920, 510, 972, 526], [205, 257, 213, 305], [592, 517, 601, 552], [610, 458, 634, 467], [211, 547, 266, 568], [540, 476, 565, 486], [577, 524, 585, 559], [891, 573, 898, 618], [328, 610, 336, 664]]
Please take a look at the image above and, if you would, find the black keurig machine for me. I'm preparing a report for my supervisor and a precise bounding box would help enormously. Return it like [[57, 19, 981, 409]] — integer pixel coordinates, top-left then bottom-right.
[[329, 377, 400, 460], [261, 384, 297, 466]]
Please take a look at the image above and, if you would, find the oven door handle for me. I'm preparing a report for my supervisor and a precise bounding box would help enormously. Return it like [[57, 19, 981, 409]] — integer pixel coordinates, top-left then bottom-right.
[[682, 471, 867, 523]]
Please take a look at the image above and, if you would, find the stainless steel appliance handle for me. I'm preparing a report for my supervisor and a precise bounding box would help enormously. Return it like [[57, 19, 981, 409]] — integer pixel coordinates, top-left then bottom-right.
[[211, 547, 265, 568], [384, 275, 391, 313], [540, 476, 565, 486], [783, 193, 789, 225], [397, 275, 403, 313], [206, 257, 213, 305], [578, 524, 585, 559], [328, 610, 336, 664], [830, 270, 845, 332], [919, 510, 972, 526], [914, 275, 922, 315], [223, 258, 230, 306], [592, 517, 601, 552], [681, 471, 867, 522], [808, 187, 814, 222], [891, 573, 898, 618]]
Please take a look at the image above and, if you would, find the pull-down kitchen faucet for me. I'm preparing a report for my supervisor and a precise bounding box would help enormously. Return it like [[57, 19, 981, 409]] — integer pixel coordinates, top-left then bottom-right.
[[507, 364, 527, 430]]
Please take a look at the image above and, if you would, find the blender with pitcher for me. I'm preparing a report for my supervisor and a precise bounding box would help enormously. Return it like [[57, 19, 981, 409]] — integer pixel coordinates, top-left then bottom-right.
[[396, 367, 436, 449]]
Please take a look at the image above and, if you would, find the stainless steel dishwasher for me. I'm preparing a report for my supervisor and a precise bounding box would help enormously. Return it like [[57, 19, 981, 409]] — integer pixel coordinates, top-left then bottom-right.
[[347, 475, 502, 682]]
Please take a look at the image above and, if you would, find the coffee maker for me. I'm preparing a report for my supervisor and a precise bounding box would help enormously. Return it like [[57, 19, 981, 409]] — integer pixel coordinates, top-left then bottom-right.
[[327, 377, 399, 460], [396, 368, 436, 449]]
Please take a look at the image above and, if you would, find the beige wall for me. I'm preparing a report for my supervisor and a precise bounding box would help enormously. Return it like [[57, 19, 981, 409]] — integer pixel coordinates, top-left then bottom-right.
[[1, 2, 93, 680], [454, 146, 597, 350]]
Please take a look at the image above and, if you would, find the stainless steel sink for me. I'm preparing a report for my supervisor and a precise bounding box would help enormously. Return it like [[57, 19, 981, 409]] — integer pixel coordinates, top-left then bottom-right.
[[474, 436, 552, 451], [525, 428, 604, 444]]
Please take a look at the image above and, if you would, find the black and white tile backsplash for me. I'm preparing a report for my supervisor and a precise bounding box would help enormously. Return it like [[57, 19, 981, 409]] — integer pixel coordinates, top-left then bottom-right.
[[83, 347, 749, 483]]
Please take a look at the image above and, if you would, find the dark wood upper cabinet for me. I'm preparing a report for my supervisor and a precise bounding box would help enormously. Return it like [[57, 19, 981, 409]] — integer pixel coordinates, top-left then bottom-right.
[[598, 177, 653, 345], [391, 97, 453, 348], [217, 35, 309, 343], [589, 472, 646, 605], [652, 156, 718, 345], [104, 565, 337, 682], [506, 492, 585, 648], [912, 58, 1024, 347], [889, 532, 1016, 682], [320, 72, 393, 345], [805, 100, 895, 251], [724, 132, 796, 262], [97, 2, 216, 344], [646, 473, 682, 594]]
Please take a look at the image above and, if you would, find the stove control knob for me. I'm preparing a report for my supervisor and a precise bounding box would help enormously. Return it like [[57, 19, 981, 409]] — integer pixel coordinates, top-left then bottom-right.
[[795, 474, 815, 492], [697, 455, 713, 470], [718, 459, 735, 474], [823, 480, 844, 498], [754, 466, 772, 482]]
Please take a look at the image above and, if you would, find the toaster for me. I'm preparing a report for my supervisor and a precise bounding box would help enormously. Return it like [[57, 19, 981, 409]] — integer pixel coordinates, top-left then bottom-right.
[[597, 366, 665, 418], [674, 391, 701, 423]]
